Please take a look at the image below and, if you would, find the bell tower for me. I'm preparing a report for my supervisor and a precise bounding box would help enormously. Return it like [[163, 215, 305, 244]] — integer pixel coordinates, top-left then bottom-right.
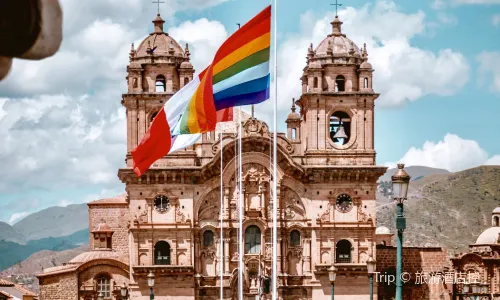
[[295, 15, 378, 166], [123, 13, 195, 165]]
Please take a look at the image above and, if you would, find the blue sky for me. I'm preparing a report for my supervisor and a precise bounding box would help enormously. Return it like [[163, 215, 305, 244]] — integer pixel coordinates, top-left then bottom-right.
[[0, 0, 499, 224]]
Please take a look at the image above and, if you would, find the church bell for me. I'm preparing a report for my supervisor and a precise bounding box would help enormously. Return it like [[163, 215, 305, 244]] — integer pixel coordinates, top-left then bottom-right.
[[333, 124, 348, 139]]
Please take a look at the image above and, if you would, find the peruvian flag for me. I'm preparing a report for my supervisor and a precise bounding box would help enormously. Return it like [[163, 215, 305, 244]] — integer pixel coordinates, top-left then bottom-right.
[[131, 75, 232, 177]]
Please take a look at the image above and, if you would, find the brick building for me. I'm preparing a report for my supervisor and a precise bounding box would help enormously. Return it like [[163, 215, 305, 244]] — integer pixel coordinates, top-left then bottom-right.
[[450, 208, 500, 299], [35, 11, 434, 300]]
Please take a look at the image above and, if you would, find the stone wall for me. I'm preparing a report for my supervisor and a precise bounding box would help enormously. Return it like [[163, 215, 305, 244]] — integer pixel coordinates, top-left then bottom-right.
[[376, 245, 452, 300], [38, 272, 78, 300], [88, 204, 130, 255], [78, 264, 129, 291]]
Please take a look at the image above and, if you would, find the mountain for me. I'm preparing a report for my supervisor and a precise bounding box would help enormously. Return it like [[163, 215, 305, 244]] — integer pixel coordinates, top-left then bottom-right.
[[0, 245, 89, 293], [12, 203, 88, 241], [377, 165, 500, 252], [0, 229, 89, 271], [0, 222, 26, 245], [378, 166, 450, 183]]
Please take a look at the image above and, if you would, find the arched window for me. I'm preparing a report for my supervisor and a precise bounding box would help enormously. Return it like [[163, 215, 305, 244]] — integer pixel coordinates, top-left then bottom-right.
[[291, 128, 297, 140], [364, 77, 369, 89], [290, 230, 301, 246], [335, 75, 345, 92], [154, 241, 171, 265], [132, 77, 138, 88], [245, 225, 261, 254], [184, 77, 190, 86], [96, 275, 111, 298], [329, 111, 351, 146], [150, 111, 158, 126], [155, 75, 166, 92], [203, 230, 214, 247], [313, 77, 319, 88], [336, 239, 352, 263], [494, 216, 499, 227]]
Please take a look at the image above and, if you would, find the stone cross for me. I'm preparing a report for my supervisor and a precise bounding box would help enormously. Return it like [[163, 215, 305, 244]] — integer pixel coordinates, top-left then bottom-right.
[[331, 0, 342, 16], [152, 0, 165, 14]]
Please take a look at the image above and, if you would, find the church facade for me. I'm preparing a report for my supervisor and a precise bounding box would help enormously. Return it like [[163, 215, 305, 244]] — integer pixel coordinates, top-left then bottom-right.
[[38, 12, 388, 300]]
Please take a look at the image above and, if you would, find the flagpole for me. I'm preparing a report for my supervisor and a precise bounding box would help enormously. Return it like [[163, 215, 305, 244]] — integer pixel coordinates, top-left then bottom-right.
[[272, 1, 278, 300], [238, 107, 244, 300], [220, 126, 224, 300]]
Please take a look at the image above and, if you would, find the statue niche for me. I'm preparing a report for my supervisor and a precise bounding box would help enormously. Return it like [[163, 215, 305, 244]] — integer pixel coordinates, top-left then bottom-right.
[[235, 164, 270, 218], [198, 190, 221, 227]]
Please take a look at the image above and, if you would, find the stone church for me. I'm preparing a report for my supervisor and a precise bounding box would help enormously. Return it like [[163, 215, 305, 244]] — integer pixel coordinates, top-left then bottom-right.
[[38, 12, 390, 300]]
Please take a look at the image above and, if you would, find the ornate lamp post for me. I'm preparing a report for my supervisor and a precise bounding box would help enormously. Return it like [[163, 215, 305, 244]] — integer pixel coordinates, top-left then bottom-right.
[[367, 256, 376, 300], [328, 265, 337, 300], [391, 163, 411, 300], [120, 283, 128, 299], [147, 271, 155, 300], [97, 292, 104, 300]]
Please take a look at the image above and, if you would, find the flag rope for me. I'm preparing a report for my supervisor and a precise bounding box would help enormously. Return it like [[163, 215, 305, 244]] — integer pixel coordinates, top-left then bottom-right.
[[220, 126, 224, 300], [271, 0, 278, 299], [238, 108, 244, 300]]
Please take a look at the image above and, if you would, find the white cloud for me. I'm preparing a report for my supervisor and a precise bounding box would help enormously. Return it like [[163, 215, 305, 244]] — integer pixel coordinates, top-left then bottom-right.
[[477, 51, 500, 93], [386, 134, 499, 172], [434, 0, 500, 8], [169, 18, 229, 71], [263, 0, 469, 116], [493, 14, 500, 26], [486, 155, 500, 165], [9, 212, 30, 225], [0, 0, 230, 222]]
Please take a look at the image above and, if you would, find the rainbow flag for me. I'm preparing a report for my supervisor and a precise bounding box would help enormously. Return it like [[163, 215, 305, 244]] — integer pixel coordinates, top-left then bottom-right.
[[132, 5, 271, 176], [174, 5, 271, 135]]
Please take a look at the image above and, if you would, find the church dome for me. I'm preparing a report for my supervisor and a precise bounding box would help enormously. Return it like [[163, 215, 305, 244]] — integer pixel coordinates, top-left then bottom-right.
[[360, 60, 373, 69], [69, 250, 127, 264], [376, 226, 391, 235], [180, 61, 193, 69], [315, 16, 361, 57], [135, 14, 184, 59], [475, 227, 500, 245], [316, 35, 361, 57]]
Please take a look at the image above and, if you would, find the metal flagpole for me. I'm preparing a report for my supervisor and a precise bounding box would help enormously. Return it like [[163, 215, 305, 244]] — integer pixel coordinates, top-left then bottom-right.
[[237, 23, 244, 300], [220, 126, 224, 300], [272, 0, 278, 300], [238, 108, 244, 300]]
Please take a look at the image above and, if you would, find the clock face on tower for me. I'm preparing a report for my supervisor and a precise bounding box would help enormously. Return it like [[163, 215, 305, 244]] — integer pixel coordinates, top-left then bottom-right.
[[154, 195, 170, 213], [336, 194, 353, 213]]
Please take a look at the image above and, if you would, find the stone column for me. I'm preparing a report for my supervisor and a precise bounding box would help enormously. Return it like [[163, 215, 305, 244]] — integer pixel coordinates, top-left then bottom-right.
[[303, 237, 311, 275], [277, 237, 283, 275], [126, 107, 132, 152], [138, 101, 146, 142], [224, 235, 230, 274], [194, 233, 201, 273], [224, 188, 230, 218], [128, 230, 134, 282], [130, 108, 138, 149]]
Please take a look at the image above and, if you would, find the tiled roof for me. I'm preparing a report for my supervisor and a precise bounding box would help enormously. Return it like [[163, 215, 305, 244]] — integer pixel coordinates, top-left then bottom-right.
[[69, 250, 128, 264], [88, 193, 127, 205], [0, 278, 37, 296], [91, 223, 113, 233], [0, 279, 14, 286]]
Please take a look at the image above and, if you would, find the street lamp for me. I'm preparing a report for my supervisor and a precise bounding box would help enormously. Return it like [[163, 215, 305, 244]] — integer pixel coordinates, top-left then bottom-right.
[[97, 292, 104, 300], [328, 265, 337, 300], [147, 271, 155, 300], [367, 256, 376, 300], [120, 283, 128, 299], [391, 163, 411, 300]]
